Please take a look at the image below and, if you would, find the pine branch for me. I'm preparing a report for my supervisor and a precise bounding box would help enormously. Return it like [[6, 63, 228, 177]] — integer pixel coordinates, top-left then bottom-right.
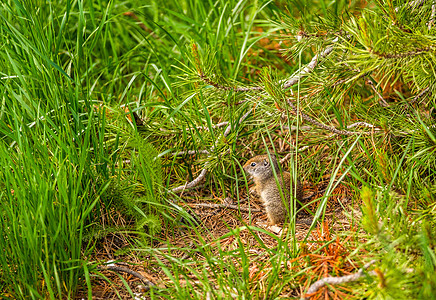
[[199, 39, 337, 93], [286, 100, 372, 136], [171, 168, 208, 193], [395, 0, 427, 12]]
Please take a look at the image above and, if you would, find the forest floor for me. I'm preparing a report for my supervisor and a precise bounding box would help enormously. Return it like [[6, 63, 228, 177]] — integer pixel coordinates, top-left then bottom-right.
[[76, 178, 362, 299]]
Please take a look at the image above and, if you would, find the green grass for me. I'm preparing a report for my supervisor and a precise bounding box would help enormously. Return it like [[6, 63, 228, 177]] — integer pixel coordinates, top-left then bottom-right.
[[0, 0, 435, 298]]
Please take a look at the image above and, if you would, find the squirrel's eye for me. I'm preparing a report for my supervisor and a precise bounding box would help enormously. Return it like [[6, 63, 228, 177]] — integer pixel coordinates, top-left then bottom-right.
[[250, 162, 256, 167]]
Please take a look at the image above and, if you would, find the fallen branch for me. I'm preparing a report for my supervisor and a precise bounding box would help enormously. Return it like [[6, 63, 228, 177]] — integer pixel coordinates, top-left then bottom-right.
[[97, 265, 155, 291], [301, 260, 376, 300]]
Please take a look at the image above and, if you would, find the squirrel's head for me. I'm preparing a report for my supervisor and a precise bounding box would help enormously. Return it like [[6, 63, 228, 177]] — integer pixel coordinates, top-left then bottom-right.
[[243, 154, 279, 179]]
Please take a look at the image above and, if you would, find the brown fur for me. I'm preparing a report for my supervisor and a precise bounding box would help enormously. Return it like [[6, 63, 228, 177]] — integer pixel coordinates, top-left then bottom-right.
[[243, 155, 302, 225]]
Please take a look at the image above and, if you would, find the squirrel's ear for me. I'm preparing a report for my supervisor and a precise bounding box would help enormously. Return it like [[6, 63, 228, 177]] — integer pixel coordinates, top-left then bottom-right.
[[263, 159, 269, 166]]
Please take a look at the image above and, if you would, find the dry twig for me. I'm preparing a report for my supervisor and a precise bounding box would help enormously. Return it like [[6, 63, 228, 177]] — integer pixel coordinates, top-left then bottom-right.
[[171, 169, 208, 193], [301, 260, 376, 300]]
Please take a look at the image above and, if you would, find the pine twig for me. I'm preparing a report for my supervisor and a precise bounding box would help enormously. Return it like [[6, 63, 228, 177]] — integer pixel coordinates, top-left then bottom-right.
[[301, 260, 376, 300], [395, 0, 426, 12], [370, 46, 435, 59], [200, 40, 337, 93], [224, 109, 252, 136]]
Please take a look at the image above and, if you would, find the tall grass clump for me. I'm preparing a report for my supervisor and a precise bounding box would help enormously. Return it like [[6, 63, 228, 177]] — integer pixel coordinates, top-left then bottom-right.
[[0, 0, 192, 296], [0, 0, 111, 298]]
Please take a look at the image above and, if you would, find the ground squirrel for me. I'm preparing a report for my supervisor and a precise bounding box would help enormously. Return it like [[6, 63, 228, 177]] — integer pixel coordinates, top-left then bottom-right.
[[243, 154, 303, 225]]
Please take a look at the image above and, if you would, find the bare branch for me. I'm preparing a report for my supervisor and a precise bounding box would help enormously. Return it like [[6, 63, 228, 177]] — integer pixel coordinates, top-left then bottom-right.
[[301, 260, 376, 300], [282, 125, 312, 131], [283, 44, 336, 89]]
